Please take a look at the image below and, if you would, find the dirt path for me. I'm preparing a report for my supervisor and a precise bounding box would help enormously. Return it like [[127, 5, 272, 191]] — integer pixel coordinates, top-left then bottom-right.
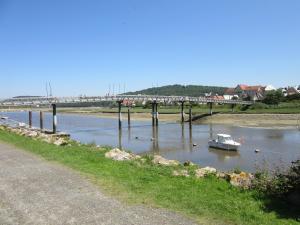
[[0, 142, 199, 225]]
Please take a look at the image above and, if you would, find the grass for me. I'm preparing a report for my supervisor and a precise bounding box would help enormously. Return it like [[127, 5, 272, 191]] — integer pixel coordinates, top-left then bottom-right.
[[0, 129, 299, 225]]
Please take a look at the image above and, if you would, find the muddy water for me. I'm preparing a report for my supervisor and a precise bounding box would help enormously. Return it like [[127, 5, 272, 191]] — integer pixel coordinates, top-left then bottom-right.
[[1, 111, 300, 172]]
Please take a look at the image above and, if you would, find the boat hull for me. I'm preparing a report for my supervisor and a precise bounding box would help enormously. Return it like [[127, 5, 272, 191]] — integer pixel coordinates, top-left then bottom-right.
[[208, 141, 239, 151]]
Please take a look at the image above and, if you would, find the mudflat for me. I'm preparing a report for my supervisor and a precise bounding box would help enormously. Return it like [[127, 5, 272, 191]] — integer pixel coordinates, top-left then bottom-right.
[[196, 113, 300, 128]]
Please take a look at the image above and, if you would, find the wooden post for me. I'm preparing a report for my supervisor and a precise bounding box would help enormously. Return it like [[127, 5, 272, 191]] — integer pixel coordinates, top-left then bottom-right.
[[155, 102, 158, 126], [118, 101, 122, 129], [152, 102, 155, 127], [29, 111, 32, 128], [52, 104, 57, 134], [181, 101, 185, 123], [127, 107, 131, 127], [189, 104, 192, 126], [209, 102, 213, 115], [40, 111, 44, 131], [231, 104, 235, 113]]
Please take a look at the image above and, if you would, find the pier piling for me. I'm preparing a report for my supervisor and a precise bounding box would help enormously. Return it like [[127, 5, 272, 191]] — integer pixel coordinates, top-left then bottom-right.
[[29, 111, 32, 128], [181, 101, 185, 123], [209, 102, 213, 115], [155, 102, 159, 126], [52, 104, 57, 134], [118, 101, 122, 129], [40, 111, 44, 131], [189, 104, 192, 126], [127, 107, 131, 127]]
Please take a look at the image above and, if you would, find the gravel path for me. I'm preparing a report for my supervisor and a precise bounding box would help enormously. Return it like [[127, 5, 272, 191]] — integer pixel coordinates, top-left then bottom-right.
[[0, 142, 199, 225]]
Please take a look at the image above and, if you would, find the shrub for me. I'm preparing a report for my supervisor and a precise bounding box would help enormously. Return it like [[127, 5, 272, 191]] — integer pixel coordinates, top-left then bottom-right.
[[253, 160, 300, 197]]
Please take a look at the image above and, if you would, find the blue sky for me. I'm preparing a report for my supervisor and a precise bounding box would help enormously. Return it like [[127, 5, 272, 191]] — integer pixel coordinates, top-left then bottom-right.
[[0, 0, 299, 97]]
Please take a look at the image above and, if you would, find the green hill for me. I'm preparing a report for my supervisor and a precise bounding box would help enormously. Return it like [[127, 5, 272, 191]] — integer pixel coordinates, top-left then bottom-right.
[[125, 84, 228, 97]]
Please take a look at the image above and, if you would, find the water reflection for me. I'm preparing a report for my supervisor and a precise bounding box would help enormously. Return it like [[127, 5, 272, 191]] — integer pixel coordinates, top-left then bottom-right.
[[152, 125, 159, 154], [208, 147, 241, 162]]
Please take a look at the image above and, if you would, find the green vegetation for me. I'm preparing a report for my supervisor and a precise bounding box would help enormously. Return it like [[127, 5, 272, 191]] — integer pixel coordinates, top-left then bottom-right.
[[125, 84, 228, 97], [0, 130, 299, 225]]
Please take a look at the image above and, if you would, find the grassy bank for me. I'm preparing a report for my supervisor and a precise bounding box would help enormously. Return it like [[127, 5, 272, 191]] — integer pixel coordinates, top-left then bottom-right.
[[0, 130, 299, 225]]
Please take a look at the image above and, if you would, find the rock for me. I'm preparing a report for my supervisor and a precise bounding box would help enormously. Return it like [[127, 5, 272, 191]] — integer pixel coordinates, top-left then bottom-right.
[[195, 167, 217, 178], [173, 169, 190, 177], [152, 155, 180, 166], [229, 172, 254, 189], [105, 148, 140, 161], [53, 138, 69, 146], [216, 172, 230, 180], [27, 131, 39, 137], [183, 161, 195, 167]]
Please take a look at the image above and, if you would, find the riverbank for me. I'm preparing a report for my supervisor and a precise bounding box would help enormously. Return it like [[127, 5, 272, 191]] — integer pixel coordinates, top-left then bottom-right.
[[0, 126, 299, 225], [195, 113, 300, 128]]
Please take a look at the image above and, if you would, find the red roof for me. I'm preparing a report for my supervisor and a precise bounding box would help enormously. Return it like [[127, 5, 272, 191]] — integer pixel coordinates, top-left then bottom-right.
[[237, 84, 249, 91], [224, 88, 235, 95], [236, 84, 263, 92]]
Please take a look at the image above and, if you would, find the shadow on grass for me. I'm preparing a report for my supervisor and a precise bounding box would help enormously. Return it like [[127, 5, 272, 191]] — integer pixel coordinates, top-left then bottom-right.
[[261, 195, 300, 222]]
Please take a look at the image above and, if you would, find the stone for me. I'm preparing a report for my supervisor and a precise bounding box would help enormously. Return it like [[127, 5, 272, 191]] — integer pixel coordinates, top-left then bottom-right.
[[26, 131, 39, 137], [216, 172, 230, 180], [173, 170, 190, 177], [229, 172, 254, 189], [152, 155, 180, 166], [53, 138, 69, 146], [183, 161, 195, 167], [195, 167, 217, 178], [105, 148, 140, 161]]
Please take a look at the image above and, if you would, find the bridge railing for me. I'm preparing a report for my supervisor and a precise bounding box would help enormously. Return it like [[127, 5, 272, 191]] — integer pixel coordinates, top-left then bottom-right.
[[0, 95, 253, 106]]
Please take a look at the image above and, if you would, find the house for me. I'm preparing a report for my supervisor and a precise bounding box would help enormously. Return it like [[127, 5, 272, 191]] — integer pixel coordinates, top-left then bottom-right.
[[223, 88, 239, 100], [234, 84, 265, 101], [122, 99, 136, 107], [264, 85, 276, 92], [286, 87, 299, 96]]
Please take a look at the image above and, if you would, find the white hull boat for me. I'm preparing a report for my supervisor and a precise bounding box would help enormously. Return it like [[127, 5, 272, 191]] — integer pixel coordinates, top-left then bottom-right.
[[1, 116, 8, 120], [208, 134, 241, 151]]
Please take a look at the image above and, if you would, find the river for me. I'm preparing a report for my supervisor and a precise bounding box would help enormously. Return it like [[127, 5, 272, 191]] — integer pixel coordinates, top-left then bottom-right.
[[1, 111, 300, 172]]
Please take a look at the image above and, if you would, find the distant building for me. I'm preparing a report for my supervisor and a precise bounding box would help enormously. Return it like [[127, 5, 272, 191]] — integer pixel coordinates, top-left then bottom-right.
[[122, 99, 136, 107], [286, 87, 299, 96], [223, 88, 239, 100], [264, 85, 276, 92], [234, 84, 265, 101]]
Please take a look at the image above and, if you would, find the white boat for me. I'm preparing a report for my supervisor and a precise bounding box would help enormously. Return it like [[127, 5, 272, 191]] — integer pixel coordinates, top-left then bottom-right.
[[208, 134, 241, 151], [1, 116, 8, 120]]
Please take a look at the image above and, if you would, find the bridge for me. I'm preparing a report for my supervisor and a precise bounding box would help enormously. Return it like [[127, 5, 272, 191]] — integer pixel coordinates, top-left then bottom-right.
[[0, 95, 253, 133], [0, 95, 252, 106]]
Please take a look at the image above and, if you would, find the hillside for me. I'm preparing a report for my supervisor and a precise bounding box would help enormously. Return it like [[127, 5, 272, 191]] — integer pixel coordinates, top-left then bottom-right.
[[125, 84, 228, 97]]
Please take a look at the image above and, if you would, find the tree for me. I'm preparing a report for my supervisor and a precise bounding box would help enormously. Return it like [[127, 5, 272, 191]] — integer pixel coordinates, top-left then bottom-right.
[[263, 90, 283, 105]]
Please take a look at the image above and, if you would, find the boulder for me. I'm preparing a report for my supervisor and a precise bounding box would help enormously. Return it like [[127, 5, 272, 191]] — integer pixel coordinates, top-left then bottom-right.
[[216, 172, 231, 180], [195, 167, 217, 178], [105, 148, 140, 161], [152, 155, 180, 166], [27, 131, 39, 137], [53, 138, 69, 146], [229, 172, 254, 189], [183, 161, 195, 167], [173, 170, 190, 177]]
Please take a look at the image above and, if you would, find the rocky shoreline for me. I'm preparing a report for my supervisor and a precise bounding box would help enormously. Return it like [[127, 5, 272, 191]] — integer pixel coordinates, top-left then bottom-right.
[[0, 124, 254, 189]]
